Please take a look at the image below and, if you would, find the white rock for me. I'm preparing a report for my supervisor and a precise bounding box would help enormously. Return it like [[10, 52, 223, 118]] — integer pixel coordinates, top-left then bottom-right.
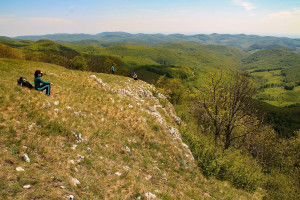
[[60, 185, 66, 189], [71, 145, 77, 150], [69, 160, 75, 165], [115, 172, 122, 176], [54, 100, 59, 105], [204, 193, 211, 198], [125, 146, 131, 153], [182, 143, 189, 149], [145, 192, 156, 199], [77, 155, 84, 163], [99, 156, 103, 159], [128, 104, 133, 108], [110, 98, 114, 103], [123, 166, 131, 171], [101, 117, 105, 122], [145, 174, 152, 181], [67, 194, 75, 200], [23, 184, 31, 189], [87, 147, 91, 153], [74, 167, 79, 173], [54, 108, 59, 113], [16, 167, 25, 172], [66, 106, 72, 110], [70, 177, 80, 186], [22, 153, 30, 163], [23, 146, 28, 149]]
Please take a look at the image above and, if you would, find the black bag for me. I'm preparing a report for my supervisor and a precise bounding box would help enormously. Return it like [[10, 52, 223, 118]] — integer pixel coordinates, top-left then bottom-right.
[[17, 77, 34, 89]]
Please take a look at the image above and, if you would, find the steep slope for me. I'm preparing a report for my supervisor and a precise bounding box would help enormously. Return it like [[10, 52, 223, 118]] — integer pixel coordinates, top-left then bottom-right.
[[0, 58, 262, 199]]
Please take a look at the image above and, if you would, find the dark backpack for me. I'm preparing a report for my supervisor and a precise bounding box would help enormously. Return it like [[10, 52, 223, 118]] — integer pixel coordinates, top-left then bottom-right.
[[17, 77, 34, 89]]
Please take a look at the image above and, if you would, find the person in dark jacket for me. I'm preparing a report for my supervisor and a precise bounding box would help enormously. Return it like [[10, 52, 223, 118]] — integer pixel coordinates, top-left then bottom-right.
[[111, 64, 115, 74], [34, 70, 51, 95]]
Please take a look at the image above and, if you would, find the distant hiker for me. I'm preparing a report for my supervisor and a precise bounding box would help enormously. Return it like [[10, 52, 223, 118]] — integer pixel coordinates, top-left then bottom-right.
[[34, 70, 51, 96], [111, 64, 115, 74], [132, 72, 138, 80]]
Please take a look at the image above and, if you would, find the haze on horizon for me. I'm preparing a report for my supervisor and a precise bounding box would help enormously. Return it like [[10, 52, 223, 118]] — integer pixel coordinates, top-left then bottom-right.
[[0, 0, 299, 38]]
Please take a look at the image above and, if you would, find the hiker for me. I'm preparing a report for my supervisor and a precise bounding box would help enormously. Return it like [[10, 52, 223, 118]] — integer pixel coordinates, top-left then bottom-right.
[[111, 64, 114, 74], [132, 72, 138, 80], [34, 70, 51, 96]]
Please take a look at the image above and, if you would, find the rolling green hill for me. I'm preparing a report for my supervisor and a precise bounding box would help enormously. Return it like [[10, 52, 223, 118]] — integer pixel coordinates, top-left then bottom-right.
[[241, 49, 300, 106], [14, 32, 300, 51], [0, 58, 263, 199]]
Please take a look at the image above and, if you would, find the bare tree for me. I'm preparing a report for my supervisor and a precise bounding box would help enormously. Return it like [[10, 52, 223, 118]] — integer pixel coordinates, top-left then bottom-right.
[[192, 71, 257, 149]]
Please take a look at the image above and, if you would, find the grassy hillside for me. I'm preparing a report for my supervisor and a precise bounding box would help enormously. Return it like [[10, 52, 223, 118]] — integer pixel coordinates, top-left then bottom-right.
[[0, 58, 263, 199]]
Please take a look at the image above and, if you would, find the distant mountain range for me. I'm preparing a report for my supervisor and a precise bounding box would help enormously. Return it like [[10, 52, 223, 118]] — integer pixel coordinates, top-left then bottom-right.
[[12, 32, 300, 51]]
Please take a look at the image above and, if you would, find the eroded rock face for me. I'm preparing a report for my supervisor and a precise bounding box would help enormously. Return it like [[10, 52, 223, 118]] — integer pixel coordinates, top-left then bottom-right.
[[90, 74, 195, 169]]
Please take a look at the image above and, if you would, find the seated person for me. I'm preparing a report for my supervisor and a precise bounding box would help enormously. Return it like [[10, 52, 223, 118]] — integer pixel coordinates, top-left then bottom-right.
[[132, 72, 138, 80], [34, 70, 51, 95]]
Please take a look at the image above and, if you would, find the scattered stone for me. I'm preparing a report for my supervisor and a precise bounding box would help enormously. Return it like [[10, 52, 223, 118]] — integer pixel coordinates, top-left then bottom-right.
[[182, 143, 189, 149], [23, 146, 28, 149], [71, 145, 77, 150], [145, 192, 156, 199], [66, 106, 72, 110], [125, 146, 131, 153], [77, 155, 84, 163], [110, 98, 114, 103], [22, 153, 30, 163], [101, 117, 105, 122], [54, 108, 59, 113], [123, 166, 131, 171], [149, 105, 156, 112], [70, 177, 80, 186], [115, 172, 122, 176], [49, 73, 58, 77], [119, 106, 123, 112], [54, 100, 59, 105], [204, 193, 211, 198], [23, 184, 31, 189], [16, 167, 25, 172], [72, 131, 86, 143], [74, 167, 79, 173], [69, 160, 75, 165], [28, 123, 36, 131], [145, 174, 152, 181], [99, 156, 103, 160], [128, 104, 133, 108], [66, 194, 75, 200], [174, 116, 181, 125], [60, 185, 66, 189], [87, 147, 91, 153], [168, 127, 180, 138]]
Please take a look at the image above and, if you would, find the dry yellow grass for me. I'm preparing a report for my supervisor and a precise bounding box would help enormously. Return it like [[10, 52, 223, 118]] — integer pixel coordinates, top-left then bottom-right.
[[0, 58, 264, 199]]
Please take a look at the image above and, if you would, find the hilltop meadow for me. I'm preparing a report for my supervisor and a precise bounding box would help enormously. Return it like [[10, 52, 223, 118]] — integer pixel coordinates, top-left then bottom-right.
[[0, 33, 299, 199]]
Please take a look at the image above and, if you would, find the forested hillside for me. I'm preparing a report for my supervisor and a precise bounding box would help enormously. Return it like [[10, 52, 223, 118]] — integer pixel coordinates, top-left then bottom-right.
[[13, 32, 300, 51]]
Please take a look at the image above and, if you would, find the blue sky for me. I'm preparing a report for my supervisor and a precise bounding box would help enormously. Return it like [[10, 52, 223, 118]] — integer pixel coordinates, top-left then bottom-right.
[[0, 0, 299, 37]]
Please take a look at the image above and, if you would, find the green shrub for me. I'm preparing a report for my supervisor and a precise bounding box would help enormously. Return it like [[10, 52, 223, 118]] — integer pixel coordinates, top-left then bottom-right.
[[217, 149, 263, 191], [263, 171, 300, 200]]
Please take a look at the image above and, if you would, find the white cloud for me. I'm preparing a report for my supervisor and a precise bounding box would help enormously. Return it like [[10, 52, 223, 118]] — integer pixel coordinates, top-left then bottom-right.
[[232, 0, 256, 11]]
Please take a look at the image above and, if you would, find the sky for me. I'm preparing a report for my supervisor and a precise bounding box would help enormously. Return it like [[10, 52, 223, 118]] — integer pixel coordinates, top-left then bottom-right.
[[0, 0, 299, 38]]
